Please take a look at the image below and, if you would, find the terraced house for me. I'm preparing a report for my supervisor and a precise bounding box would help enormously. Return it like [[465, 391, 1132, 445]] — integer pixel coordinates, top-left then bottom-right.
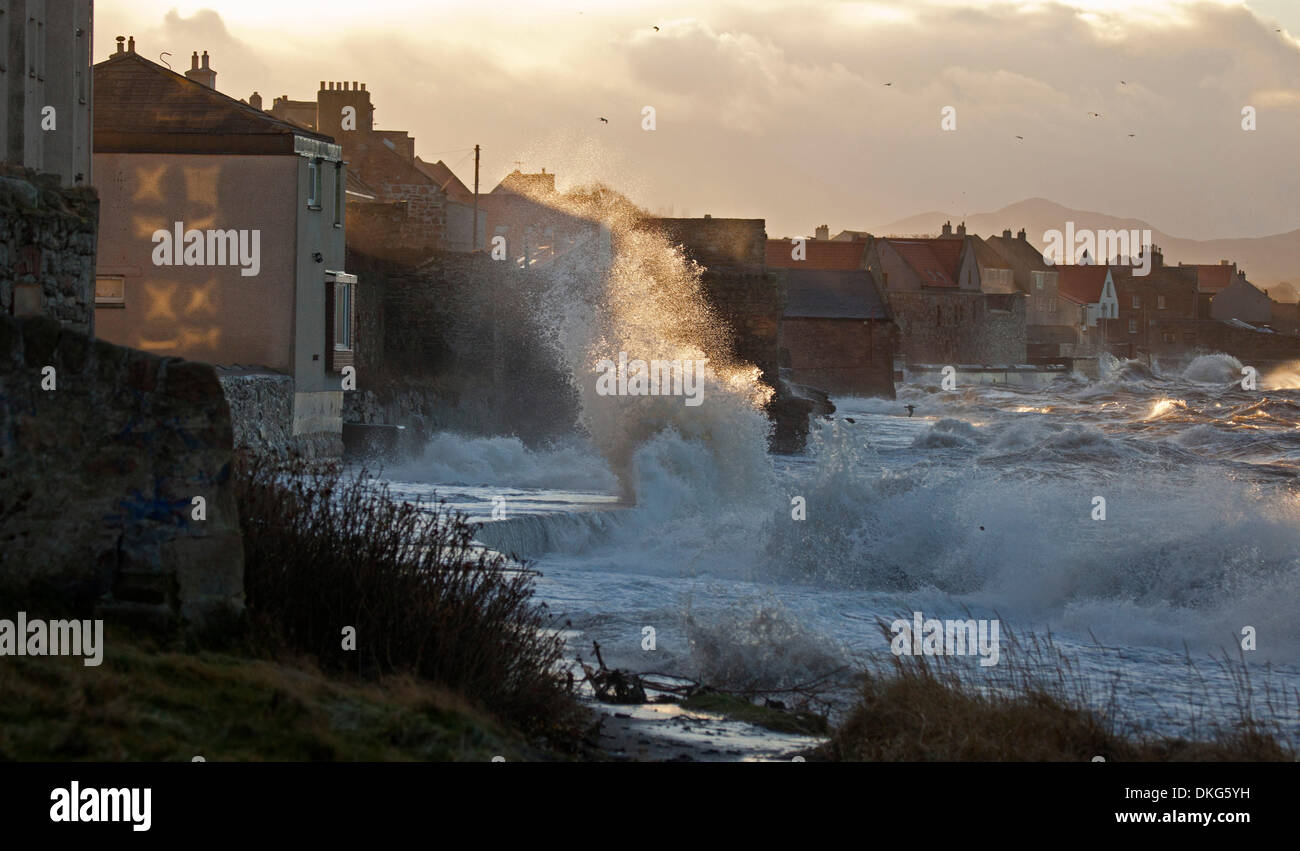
[[92, 38, 353, 454]]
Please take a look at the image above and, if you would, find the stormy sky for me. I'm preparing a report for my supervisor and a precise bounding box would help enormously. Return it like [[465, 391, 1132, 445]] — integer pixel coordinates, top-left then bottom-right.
[[95, 1, 1300, 241]]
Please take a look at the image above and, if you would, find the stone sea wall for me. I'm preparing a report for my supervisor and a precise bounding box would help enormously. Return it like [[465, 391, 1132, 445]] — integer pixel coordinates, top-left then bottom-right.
[[0, 315, 244, 626]]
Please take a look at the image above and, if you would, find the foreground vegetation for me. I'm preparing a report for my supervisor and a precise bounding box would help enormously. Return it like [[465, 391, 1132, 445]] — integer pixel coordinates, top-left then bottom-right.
[[2, 456, 587, 760], [0, 630, 541, 761], [815, 624, 1296, 762], [235, 455, 584, 747]]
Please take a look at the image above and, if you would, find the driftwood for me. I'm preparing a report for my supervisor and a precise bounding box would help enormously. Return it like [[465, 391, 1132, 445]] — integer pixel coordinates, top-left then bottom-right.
[[576, 641, 647, 704], [575, 639, 846, 716]]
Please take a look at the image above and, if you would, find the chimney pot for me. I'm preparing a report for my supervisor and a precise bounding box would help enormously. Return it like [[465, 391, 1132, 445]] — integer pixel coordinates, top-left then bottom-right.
[[115, 36, 125, 54], [361, 83, 366, 91], [320, 80, 326, 91], [353, 81, 359, 90], [191, 51, 199, 70], [202, 51, 210, 69], [128, 36, 135, 53]]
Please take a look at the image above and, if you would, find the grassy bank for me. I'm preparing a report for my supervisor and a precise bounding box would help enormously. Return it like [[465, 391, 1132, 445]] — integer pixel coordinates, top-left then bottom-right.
[[2, 457, 588, 761], [0, 628, 544, 761]]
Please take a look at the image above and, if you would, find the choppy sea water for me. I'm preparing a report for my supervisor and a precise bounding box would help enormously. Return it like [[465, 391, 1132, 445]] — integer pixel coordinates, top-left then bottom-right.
[[379, 354, 1300, 750]]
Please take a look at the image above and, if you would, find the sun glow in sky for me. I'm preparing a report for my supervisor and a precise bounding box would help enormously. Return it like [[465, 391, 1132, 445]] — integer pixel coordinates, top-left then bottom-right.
[[94, 1, 1300, 242]]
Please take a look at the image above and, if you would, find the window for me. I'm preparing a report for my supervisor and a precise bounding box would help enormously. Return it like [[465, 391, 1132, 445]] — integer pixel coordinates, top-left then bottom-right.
[[1128, 319, 1137, 334], [333, 162, 345, 227], [95, 276, 125, 308], [1033, 271, 1044, 290], [307, 159, 321, 208], [334, 280, 351, 350], [1132, 294, 1141, 309], [1157, 295, 1166, 310], [1162, 332, 1176, 343], [325, 272, 357, 373]]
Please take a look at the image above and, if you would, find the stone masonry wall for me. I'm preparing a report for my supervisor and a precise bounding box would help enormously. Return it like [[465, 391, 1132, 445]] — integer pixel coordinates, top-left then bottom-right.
[[782, 317, 897, 398], [0, 315, 244, 626], [0, 166, 98, 336], [217, 370, 295, 457], [889, 291, 1028, 366]]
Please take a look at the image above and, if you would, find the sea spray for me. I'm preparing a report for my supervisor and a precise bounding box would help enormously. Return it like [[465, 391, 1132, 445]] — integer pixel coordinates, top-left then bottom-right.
[[516, 185, 777, 505]]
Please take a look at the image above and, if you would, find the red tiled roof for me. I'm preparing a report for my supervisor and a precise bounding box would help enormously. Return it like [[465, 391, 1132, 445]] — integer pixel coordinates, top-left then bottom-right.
[[94, 51, 333, 150], [884, 238, 962, 287], [1057, 264, 1110, 304], [765, 239, 866, 270], [1184, 264, 1235, 292]]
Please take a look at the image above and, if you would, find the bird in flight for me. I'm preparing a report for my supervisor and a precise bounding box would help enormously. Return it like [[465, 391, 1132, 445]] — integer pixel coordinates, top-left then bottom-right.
[[884, 82, 893, 86], [1015, 135, 1024, 140], [599, 117, 608, 123], [1120, 80, 1127, 85], [653, 25, 659, 31], [1087, 111, 1103, 118], [1128, 133, 1136, 137]]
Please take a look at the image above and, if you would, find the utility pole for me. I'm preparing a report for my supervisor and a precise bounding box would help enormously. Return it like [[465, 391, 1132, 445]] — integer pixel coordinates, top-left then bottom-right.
[[472, 144, 480, 252]]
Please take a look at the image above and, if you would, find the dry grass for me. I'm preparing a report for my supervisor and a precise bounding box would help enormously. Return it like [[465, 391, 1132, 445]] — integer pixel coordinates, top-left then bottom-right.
[[817, 620, 1296, 762]]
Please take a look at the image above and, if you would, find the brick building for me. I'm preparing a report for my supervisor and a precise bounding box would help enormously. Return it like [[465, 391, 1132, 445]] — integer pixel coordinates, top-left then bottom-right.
[[264, 81, 484, 254], [765, 235, 896, 396]]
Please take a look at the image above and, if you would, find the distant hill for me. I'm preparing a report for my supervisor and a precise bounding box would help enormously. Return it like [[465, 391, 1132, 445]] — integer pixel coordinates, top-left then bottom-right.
[[850, 198, 1300, 293]]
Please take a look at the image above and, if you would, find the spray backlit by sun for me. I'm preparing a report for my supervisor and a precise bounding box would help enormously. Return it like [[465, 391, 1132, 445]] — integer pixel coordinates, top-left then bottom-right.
[[514, 179, 777, 503]]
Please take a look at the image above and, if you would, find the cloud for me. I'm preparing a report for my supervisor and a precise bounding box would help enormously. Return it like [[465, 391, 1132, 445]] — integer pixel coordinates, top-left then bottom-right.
[[98, 0, 1300, 241]]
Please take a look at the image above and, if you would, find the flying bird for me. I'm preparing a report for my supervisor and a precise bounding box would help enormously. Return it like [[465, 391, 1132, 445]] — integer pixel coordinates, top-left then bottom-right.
[[1015, 135, 1024, 140], [653, 25, 659, 31], [884, 82, 893, 86], [599, 117, 608, 123], [1087, 111, 1103, 117], [1120, 80, 1127, 85], [1128, 133, 1136, 137]]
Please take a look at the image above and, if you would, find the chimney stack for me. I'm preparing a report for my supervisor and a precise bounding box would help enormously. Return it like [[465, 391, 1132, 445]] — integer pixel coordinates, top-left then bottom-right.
[[1017, 228, 1027, 241], [185, 50, 218, 89], [956, 221, 966, 237], [941, 221, 953, 237], [815, 224, 829, 240], [127, 36, 135, 53], [115, 36, 125, 54], [1002, 228, 1012, 239], [249, 91, 263, 111]]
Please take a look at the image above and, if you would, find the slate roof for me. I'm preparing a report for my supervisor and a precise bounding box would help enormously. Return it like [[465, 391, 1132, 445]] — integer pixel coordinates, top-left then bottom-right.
[[783, 269, 891, 320], [94, 50, 334, 153], [414, 158, 474, 202], [883, 238, 963, 287]]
